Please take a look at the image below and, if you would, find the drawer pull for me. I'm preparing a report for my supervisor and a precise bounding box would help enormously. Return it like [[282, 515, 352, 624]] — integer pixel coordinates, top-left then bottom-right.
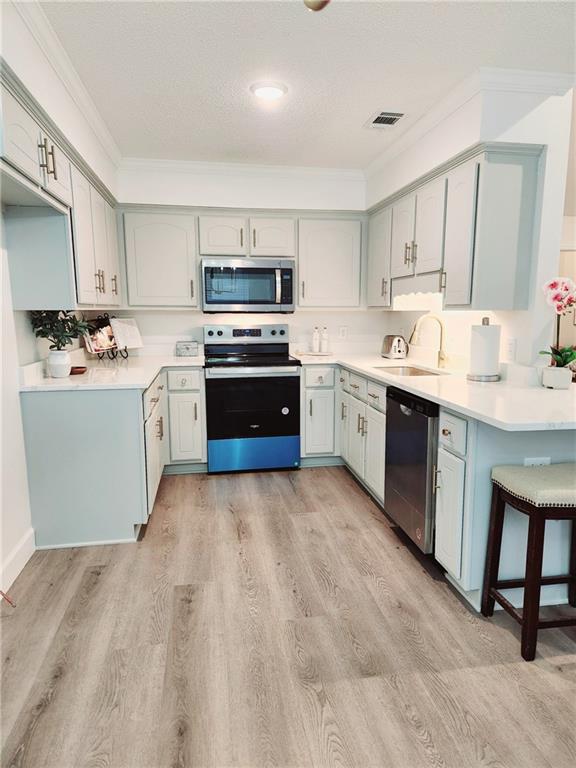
[[368, 392, 379, 400], [441, 428, 451, 437], [433, 466, 442, 491], [318, 375, 324, 384], [351, 383, 359, 390], [194, 402, 198, 421], [340, 377, 345, 383], [150, 396, 160, 404], [181, 378, 187, 387]]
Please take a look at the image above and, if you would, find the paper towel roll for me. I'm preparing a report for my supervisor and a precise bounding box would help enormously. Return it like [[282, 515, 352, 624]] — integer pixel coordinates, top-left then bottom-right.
[[467, 318, 501, 381]]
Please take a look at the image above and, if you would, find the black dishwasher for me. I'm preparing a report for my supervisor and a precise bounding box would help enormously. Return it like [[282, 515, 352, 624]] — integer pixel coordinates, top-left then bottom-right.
[[384, 387, 439, 553]]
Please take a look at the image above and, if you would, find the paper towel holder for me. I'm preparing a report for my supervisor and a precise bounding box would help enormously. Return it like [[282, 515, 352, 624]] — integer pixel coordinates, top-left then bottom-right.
[[466, 317, 501, 382]]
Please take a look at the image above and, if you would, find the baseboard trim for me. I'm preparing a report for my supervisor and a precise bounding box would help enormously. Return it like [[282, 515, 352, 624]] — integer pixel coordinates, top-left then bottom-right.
[[163, 462, 208, 475], [35, 536, 137, 550], [164, 457, 345, 474], [300, 456, 344, 468], [1, 526, 35, 591]]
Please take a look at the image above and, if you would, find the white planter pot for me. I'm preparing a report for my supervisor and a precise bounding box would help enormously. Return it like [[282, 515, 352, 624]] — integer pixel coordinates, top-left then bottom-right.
[[47, 350, 71, 378], [542, 366, 572, 390]]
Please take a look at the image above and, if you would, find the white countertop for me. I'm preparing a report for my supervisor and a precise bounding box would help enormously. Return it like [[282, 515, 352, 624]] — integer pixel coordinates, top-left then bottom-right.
[[20, 352, 576, 432]]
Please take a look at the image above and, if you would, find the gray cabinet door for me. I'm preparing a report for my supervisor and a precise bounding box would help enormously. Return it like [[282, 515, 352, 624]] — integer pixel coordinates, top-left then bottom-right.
[[1, 86, 42, 184]]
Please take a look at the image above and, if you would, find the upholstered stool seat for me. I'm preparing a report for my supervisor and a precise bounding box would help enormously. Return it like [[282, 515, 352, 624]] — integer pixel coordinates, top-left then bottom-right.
[[481, 462, 576, 661]]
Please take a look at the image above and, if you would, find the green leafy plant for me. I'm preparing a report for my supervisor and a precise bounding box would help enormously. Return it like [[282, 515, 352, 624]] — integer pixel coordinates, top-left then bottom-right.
[[29, 310, 89, 351], [539, 345, 576, 368]]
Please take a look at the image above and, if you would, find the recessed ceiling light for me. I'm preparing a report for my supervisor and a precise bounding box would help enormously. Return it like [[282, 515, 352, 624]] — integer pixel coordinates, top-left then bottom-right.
[[250, 82, 288, 101]]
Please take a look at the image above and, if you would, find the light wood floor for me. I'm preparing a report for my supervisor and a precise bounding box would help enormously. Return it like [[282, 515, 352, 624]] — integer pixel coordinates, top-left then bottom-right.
[[2, 468, 575, 768]]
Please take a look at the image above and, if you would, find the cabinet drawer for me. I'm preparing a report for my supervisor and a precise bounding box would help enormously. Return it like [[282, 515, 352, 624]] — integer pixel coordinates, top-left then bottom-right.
[[167, 369, 202, 391], [304, 367, 335, 387], [348, 373, 367, 401], [143, 372, 166, 420], [439, 411, 467, 456], [337, 368, 350, 392], [366, 380, 386, 412]]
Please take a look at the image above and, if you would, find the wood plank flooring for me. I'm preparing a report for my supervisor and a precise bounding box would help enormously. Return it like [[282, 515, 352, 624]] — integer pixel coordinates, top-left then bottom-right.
[[2, 467, 575, 768]]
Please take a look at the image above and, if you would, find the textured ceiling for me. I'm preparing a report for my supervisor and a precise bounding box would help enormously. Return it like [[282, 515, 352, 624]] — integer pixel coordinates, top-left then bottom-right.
[[39, 1, 575, 169]]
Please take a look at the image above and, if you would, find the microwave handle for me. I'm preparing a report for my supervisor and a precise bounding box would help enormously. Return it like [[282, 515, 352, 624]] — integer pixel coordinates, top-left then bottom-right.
[[275, 268, 282, 304]]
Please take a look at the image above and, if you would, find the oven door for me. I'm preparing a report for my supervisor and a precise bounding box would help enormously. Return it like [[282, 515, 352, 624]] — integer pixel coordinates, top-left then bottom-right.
[[205, 369, 300, 472], [201, 258, 294, 313]]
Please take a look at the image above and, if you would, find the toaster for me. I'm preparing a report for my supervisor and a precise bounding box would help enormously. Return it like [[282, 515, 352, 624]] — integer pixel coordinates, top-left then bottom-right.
[[382, 335, 408, 359]]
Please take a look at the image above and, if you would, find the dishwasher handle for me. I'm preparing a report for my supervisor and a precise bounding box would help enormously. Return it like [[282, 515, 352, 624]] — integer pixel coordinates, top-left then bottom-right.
[[399, 404, 413, 417]]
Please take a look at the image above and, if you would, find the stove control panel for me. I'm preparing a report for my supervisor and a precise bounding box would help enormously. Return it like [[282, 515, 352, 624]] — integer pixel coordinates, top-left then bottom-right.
[[204, 324, 289, 343]]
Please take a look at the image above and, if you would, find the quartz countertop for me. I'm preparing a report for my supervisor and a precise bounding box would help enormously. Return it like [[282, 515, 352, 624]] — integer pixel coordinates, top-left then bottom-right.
[[19, 351, 576, 432]]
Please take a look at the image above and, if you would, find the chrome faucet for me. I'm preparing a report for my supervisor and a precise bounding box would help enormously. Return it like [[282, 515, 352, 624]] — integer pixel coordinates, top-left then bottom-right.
[[409, 314, 447, 368]]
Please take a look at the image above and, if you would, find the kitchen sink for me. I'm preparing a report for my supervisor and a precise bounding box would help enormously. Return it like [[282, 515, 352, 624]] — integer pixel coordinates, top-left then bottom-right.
[[373, 365, 445, 376]]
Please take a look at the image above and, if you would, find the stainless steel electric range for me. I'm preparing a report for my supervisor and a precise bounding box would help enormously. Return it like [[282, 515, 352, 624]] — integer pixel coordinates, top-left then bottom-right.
[[204, 324, 301, 473]]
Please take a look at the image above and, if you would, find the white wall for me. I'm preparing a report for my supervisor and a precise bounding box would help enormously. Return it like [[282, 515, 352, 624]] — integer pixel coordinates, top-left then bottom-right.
[[117, 159, 365, 210], [1, 222, 34, 591], [0, 0, 120, 193]]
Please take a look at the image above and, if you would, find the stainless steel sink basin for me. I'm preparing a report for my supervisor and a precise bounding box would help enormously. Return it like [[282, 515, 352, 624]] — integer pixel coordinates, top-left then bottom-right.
[[373, 365, 444, 376]]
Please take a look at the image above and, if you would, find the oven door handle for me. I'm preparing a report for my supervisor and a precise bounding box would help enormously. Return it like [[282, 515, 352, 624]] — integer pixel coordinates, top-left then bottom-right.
[[275, 268, 282, 304], [205, 366, 300, 378]]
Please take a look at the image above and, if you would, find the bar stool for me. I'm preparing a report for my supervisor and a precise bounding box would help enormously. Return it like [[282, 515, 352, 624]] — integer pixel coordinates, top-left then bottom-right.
[[481, 463, 576, 661]]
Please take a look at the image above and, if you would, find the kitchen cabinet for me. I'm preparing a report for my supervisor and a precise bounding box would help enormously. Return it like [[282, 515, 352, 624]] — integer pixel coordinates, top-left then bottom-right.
[[435, 446, 466, 579], [443, 159, 478, 306], [367, 207, 392, 307], [199, 215, 248, 256], [413, 176, 446, 275], [40, 132, 72, 206], [1, 86, 42, 184], [338, 390, 350, 463], [169, 393, 204, 462], [90, 187, 111, 303], [304, 389, 335, 455], [390, 194, 416, 279], [144, 373, 168, 516], [71, 165, 98, 304], [364, 406, 386, 501], [105, 204, 121, 305], [125, 212, 198, 306], [347, 396, 366, 478], [250, 217, 295, 256], [298, 219, 361, 307]]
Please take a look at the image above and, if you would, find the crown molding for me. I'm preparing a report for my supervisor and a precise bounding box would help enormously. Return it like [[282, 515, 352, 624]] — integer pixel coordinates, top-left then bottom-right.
[[366, 67, 574, 179], [119, 157, 366, 182], [11, 0, 121, 167]]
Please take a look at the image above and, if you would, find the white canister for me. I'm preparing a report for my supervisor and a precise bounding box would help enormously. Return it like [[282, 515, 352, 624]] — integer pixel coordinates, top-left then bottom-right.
[[467, 318, 501, 382], [47, 350, 72, 378]]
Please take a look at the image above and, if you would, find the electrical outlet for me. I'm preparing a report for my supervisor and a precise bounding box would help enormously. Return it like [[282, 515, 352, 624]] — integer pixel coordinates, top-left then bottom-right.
[[524, 457, 551, 466], [505, 337, 517, 362], [338, 326, 348, 339]]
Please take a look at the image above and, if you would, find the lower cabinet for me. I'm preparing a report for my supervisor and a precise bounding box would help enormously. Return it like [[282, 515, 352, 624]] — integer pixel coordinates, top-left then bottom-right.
[[338, 390, 350, 463], [144, 373, 168, 516], [434, 445, 466, 580], [167, 368, 206, 463], [347, 396, 366, 477], [364, 407, 386, 501], [304, 388, 335, 455]]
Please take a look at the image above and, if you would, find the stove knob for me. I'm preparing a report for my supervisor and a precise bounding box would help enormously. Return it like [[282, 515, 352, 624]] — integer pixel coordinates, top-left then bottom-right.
[[217, 330, 223, 336], [279, 329, 286, 336], [207, 330, 214, 337], [271, 330, 277, 336]]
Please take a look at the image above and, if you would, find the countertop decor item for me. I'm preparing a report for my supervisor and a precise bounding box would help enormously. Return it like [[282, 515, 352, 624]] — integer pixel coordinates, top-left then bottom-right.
[[70, 366, 87, 376], [540, 277, 576, 388], [467, 317, 501, 382], [29, 310, 89, 378], [382, 335, 408, 359]]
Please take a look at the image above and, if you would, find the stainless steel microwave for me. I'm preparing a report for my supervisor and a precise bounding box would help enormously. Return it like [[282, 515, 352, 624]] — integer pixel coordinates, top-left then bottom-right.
[[201, 258, 295, 313]]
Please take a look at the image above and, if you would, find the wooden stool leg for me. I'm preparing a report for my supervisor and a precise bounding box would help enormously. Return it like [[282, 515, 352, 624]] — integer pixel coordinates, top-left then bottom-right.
[[569, 520, 576, 608], [481, 485, 506, 617], [521, 514, 546, 661]]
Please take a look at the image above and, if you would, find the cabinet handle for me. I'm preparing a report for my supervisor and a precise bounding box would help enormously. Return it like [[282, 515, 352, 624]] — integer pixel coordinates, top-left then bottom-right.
[[190, 279, 194, 298], [411, 241, 417, 265], [181, 378, 187, 387], [362, 417, 367, 437], [95, 272, 101, 292], [158, 384, 164, 391], [150, 397, 160, 404], [100, 269, 106, 293], [339, 376, 345, 383], [156, 416, 163, 439], [318, 375, 324, 384], [253, 228, 256, 248], [309, 399, 313, 417], [48, 144, 58, 179], [381, 277, 385, 296], [351, 383, 359, 390], [240, 228, 244, 247], [357, 413, 362, 433], [111, 274, 118, 295], [341, 402, 347, 420], [38, 138, 49, 171], [434, 466, 442, 491], [301, 281, 305, 299], [440, 271, 447, 290], [404, 243, 410, 265], [368, 392, 379, 401], [194, 402, 198, 421], [441, 428, 451, 437]]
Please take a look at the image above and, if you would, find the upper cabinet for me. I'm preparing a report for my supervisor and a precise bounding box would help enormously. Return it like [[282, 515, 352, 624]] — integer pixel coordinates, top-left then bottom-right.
[[125, 212, 198, 306], [199, 216, 248, 256], [249, 217, 295, 256], [1, 86, 42, 185], [39, 132, 73, 207], [298, 219, 361, 307], [198, 215, 296, 257], [413, 176, 446, 275], [71, 166, 121, 306], [443, 159, 478, 307], [367, 207, 392, 307], [390, 194, 416, 280]]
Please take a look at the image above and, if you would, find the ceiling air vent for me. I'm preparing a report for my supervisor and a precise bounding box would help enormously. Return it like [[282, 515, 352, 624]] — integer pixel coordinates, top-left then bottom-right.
[[365, 111, 404, 129]]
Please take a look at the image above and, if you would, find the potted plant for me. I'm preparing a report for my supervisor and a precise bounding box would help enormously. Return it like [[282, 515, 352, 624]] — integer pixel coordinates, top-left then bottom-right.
[[30, 310, 89, 378], [540, 277, 576, 389]]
